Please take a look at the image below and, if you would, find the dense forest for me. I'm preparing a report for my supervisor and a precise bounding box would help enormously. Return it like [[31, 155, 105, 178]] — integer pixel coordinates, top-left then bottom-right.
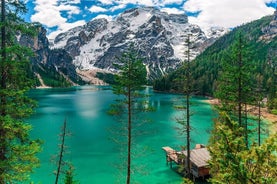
[[154, 15, 277, 113]]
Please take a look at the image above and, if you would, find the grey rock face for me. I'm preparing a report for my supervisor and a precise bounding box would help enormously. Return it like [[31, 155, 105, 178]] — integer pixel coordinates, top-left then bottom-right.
[[52, 7, 224, 80], [261, 8, 277, 40], [268, 9, 277, 34], [19, 26, 80, 83]]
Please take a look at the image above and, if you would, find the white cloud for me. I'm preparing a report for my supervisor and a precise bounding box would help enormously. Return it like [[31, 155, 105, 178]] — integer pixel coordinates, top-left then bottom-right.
[[161, 7, 184, 14], [98, 0, 114, 5], [69, 0, 81, 4], [31, 1, 66, 27], [160, 0, 184, 6], [30, 0, 276, 40], [184, 0, 275, 33], [59, 4, 81, 14], [93, 14, 114, 21], [135, 0, 155, 6], [59, 0, 81, 4], [31, 0, 84, 39], [89, 5, 108, 13], [263, 0, 277, 3], [48, 20, 85, 39], [47, 30, 64, 41], [110, 4, 128, 12]]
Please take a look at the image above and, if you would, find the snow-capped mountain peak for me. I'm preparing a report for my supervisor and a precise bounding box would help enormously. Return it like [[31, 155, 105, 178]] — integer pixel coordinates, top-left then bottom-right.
[[52, 7, 225, 80]]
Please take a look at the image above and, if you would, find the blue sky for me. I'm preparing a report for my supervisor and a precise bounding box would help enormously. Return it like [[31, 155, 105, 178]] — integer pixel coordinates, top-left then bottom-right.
[[24, 0, 277, 39]]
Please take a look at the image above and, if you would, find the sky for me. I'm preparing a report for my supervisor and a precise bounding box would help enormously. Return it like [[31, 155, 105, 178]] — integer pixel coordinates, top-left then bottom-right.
[[24, 0, 277, 40]]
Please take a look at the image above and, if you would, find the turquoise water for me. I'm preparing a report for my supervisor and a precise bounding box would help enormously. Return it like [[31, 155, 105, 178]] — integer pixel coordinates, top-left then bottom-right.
[[28, 86, 215, 184]]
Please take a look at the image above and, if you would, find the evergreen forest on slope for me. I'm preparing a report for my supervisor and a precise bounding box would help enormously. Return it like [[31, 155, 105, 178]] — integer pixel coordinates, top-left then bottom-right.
[[153, 15, 277, 113]]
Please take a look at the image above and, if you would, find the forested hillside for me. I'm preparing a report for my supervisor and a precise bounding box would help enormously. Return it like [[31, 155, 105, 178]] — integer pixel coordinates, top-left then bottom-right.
[[154, 14, 277, 111]]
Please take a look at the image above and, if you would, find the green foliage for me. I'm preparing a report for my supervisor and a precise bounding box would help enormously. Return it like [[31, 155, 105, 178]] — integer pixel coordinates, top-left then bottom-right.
[[215, 33, 255, 126], [32, 64, 72, 87], [153, 15, 276, 103], [182, 177, 194, 184], [0, 116, 41, 182], [266, 54, 277, 111], [110, 45, 149, 184], [0, 0, 41, 183], [174, 35, 193, 179], [113, 48, 147, 95], [205, 17, 277, 183], [208, 113, 277, 184], [153, 66, 188, 93], [63, 165, 79, 184], [208, 113, 248, 183], [96, 72, 116, 84], [272, 109, 277, 115]]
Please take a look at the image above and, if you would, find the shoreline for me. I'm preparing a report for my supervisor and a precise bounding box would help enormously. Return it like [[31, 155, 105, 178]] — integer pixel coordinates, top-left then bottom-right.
[[35, 86, 52, 89], [204, 98, 277, 134]]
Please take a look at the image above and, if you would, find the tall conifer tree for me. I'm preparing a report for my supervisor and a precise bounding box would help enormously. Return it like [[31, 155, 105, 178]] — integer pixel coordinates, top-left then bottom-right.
[[0, 1, 41, 183], [110, 45, 147, 184], [215, 33, 254, 146], [175, 35, 193, 178]]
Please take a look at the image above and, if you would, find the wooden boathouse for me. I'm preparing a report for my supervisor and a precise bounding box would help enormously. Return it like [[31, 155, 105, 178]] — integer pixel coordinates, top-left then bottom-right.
[[162, 144, 211, 179]]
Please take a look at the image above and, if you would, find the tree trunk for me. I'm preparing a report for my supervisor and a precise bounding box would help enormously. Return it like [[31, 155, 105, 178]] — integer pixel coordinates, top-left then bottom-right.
[[258, 99, 261, 146], [244, 103, 248, 148], [55, 119, 67, 184], [126, 65, 132, 184], [186, 35, 191, 178], [237, 35, 242, 127]]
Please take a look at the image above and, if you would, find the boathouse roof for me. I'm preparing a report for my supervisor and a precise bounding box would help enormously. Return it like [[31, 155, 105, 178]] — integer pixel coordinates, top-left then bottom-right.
[[179, 148, 211, 168]]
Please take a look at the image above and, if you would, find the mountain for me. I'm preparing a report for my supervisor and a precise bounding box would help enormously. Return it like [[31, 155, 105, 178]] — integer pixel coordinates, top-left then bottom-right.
[[153, 10, 277, 96], [51, 7, 227, 81], [18, 26, 84, 87]]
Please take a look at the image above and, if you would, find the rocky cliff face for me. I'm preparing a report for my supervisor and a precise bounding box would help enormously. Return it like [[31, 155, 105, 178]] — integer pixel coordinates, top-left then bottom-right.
[[52, 7, 226, 80], [18, 26, 81, 85], [261, 8, 277, 40], [19, 26, 49, 64]]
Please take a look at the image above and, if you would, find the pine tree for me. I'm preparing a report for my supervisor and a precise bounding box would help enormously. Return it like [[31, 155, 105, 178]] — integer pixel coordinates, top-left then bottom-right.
[[208, 113, 248, 183], [63, 165, 79, 184], [266, 52, 277, 113], [215, 33, 255, 146], [255, 61, 265, 146], [0, 1, 41, 183], [175, 35, 193, 178], [208, 113, 277, 183], [53, 119, 78, 184], [110, 45, 147, 184], [54, 119, 68, 184]]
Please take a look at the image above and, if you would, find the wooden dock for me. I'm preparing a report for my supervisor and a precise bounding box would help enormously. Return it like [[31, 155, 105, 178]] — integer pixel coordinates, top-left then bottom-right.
[[162, 145, 211, 179], [162, 146, 185, 168]]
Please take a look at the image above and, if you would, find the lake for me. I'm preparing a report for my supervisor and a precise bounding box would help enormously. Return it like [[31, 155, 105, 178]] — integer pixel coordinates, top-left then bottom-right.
[[28, 85, 215, 184]]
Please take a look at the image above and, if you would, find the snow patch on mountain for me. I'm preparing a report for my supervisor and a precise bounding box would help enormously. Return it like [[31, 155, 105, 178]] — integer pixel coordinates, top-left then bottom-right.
[[206, 27, 229, 39], [52, 7, 226, 80]]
